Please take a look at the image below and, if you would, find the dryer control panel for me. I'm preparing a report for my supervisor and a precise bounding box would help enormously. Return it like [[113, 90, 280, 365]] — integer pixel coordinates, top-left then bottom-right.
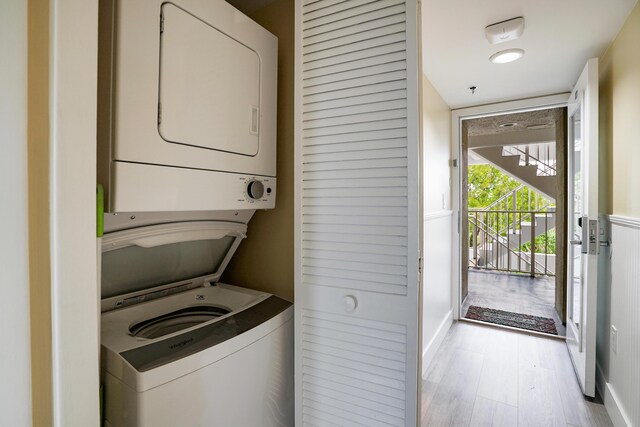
[[109, 161, 276, 212], [241, 177, 275, 205], [244, 178, 275, 202]]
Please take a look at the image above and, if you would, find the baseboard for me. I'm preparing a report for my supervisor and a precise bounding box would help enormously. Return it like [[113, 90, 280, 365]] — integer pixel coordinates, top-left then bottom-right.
[[422, 310, 453, 377], [597, 363, 631, 427]]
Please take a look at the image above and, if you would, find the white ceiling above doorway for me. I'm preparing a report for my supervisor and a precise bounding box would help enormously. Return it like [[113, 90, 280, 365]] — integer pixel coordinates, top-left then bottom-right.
[[422, 0, 638, 109]]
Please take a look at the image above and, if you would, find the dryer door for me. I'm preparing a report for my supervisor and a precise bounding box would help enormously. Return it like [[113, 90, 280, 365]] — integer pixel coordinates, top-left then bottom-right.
[[159, 3, 260, 156]]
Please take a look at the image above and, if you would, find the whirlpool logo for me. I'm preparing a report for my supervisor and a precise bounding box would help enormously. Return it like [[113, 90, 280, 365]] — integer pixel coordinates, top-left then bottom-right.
[[169, 337, 194, 350]]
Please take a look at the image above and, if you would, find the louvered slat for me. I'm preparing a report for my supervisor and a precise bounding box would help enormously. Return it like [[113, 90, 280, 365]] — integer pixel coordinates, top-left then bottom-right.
[[303, 98, 407, 121], [304, 42, 407, 71], [302, 176, 408, 188], [303, 52, 406, 80], [302, 167, 407, 181], [303, 147, 407, 163], [303, 32, 406, 64], [302, 374, 406, 407], [298, 0, 417, 424], [302, 239, 407, 256], [304, 109, 407, 130], [302, 246, 406, 261], [303, 0, 404, 30], [303, 22, 406, 55], [303, 0, 380, 22], [301, 310, 407, 424]]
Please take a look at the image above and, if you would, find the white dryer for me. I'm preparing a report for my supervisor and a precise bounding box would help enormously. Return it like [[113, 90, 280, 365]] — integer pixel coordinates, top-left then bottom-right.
[[97, 0, 278, 213], [100, 221, 293, 427]]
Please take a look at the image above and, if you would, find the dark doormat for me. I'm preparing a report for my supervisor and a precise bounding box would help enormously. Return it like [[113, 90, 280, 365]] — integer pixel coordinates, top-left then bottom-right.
[[465, 305, 558, 335]]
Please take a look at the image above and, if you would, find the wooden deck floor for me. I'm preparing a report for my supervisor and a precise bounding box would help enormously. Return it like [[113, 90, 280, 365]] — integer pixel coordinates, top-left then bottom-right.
[[462, 270, 566, 336], [422, 322, 612, 426]]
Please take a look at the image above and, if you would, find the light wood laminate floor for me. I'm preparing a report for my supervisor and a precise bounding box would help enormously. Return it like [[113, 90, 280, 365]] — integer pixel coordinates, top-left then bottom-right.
[[463, 270, 566, 336], [422, 322, 612, 427]]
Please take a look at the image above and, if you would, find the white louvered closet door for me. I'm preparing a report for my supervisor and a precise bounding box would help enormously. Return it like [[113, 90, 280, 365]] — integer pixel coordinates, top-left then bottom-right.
[[295, 1, 421, 426]]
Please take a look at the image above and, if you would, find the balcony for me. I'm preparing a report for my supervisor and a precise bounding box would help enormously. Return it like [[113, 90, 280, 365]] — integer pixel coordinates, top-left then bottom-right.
[[463, 159, 562, 336], [462, 270, 565, 336]]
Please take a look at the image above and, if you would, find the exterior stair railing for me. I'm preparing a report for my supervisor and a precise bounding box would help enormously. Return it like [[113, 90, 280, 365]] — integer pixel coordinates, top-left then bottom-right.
[[468, 148, 557, 276], [502, 142, 556, 177], [468, 209, 556, 276]]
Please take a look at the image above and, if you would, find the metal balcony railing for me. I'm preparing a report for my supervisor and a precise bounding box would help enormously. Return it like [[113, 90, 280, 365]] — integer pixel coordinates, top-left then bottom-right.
[[468, 209, 556, 276], [479, 186, 554, 234]]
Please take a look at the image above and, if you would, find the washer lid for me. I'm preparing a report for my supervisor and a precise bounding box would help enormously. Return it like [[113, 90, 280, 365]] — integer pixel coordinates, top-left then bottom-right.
[[101, 221, 247, 300]]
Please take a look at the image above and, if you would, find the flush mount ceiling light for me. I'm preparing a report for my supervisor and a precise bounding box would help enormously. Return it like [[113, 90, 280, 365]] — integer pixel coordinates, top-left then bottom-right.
[[490, 48, 525, 64]]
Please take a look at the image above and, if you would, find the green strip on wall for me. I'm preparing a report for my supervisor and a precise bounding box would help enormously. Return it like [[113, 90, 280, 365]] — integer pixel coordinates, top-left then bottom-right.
[[96, 184, 104, 237]]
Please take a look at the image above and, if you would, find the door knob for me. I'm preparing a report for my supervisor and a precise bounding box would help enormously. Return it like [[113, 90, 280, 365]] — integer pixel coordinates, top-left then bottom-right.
[[344, 295, 357, 313]]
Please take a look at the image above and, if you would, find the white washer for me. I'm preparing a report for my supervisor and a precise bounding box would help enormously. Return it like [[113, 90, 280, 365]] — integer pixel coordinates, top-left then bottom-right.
[[100, 221, 293, 427]]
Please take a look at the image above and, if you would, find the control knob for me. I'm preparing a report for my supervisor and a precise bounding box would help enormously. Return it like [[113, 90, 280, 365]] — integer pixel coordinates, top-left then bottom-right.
[[246, 180, 264, 200]]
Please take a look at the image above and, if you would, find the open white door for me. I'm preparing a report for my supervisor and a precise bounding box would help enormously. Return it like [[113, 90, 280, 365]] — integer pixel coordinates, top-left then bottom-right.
[[566, 58, 599, 397], [295, 0, 422, 425]]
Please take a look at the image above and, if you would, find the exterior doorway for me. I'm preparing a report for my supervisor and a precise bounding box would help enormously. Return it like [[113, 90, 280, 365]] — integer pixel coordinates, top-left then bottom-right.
[[455, 103, 569, 337]]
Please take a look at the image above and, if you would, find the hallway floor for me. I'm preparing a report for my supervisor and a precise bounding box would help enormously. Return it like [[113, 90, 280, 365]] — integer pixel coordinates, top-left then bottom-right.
[[421, 322, 612, 426], [462, 270, 566, 336]]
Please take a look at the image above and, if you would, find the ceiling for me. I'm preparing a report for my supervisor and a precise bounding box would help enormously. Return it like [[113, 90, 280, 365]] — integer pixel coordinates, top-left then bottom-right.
[[466, 109, 558, 136], [422, 0, 637, 109]]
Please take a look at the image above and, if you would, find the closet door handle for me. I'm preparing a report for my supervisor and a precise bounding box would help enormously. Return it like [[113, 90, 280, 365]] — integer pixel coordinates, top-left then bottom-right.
[[344, 295, 358, 313]]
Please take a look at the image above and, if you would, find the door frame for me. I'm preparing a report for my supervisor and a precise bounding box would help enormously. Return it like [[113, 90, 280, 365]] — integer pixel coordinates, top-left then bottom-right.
[[451, 93, 570, 320], [50, 0, 101, 425]]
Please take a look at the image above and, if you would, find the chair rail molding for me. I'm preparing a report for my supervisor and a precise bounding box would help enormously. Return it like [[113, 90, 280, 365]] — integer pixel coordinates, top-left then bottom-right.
[[608, 214, 640, 229], [424, 209, 453, 221]]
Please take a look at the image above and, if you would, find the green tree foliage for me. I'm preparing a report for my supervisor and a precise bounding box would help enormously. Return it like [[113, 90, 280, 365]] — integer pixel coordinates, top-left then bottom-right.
[[468, 164, 554, 211], [468, 164, 521, 209], [520, 229, 556, 255], [468, 164, 556, 254]]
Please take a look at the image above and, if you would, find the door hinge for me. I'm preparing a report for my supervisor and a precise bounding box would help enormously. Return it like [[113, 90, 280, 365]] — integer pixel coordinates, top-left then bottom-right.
[[160, 13, 165, 33], [157, 103, 162, 124], [418, 254, 423, 274]]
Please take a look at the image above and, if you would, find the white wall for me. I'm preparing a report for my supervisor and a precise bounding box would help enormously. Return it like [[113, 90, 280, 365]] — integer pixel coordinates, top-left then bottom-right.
[[0, 0, 33, 425], [422, 75, 452, 213], [421, 74, 453, 373]]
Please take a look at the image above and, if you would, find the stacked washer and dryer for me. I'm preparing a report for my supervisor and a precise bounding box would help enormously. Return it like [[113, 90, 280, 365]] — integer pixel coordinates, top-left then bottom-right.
[[97, 0, 292, 425]]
